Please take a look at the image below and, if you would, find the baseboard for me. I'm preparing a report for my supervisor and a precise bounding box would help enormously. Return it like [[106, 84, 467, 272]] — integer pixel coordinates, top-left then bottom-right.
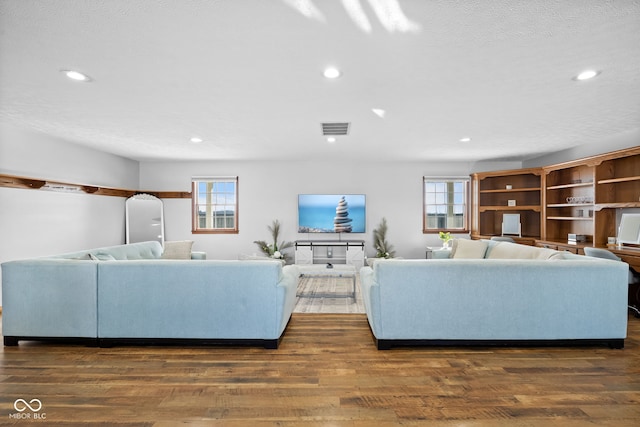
[[4, 336, 98, 347], [375, 338, 625, 350], [98, 337, 281, 349]]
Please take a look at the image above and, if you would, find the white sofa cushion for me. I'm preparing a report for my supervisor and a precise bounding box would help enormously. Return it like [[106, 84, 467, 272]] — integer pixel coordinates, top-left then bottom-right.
[[486, 241, 558, 260], [451, 239, 488, 259]]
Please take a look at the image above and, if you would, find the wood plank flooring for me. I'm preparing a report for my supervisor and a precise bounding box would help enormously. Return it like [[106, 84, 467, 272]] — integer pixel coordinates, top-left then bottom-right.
[[1, 313, 640, 426]]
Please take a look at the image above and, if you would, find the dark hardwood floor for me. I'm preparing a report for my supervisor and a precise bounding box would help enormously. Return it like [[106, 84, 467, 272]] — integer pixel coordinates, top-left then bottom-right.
[[1, 313, 640, 426]]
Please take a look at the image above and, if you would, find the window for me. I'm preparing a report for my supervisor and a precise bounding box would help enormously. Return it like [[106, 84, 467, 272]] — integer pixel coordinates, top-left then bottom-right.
[[423, 177, 469, 233], [192, 177, 239, 233]]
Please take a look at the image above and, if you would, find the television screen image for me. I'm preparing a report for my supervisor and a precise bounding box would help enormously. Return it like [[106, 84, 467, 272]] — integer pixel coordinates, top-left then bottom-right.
[[298, 194, 366, 233]]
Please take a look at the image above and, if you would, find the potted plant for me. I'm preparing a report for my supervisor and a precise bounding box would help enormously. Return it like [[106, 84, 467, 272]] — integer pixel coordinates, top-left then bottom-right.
[[372, 217, 395, 259], [254, 219, 294, 263], [439, 231, 452, 248]]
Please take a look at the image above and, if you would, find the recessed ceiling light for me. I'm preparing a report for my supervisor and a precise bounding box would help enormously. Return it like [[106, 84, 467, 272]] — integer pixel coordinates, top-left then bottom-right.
[[323, 67, 341, 79], [327, 137, 337, 143], [459, 137, 472, 142], [372, 108, 386, 118], [189, 137, 204, 144], [573, 70, 600, 81], [61, 69, 92, 82]]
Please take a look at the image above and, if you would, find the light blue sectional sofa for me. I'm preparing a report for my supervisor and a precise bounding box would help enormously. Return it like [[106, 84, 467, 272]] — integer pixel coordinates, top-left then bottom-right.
[[361, 239, 629, 349], [2, 241, 298, 348]]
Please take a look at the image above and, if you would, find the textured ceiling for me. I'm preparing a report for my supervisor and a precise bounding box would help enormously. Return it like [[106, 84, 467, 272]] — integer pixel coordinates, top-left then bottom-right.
[[1, 0, 639, 162]]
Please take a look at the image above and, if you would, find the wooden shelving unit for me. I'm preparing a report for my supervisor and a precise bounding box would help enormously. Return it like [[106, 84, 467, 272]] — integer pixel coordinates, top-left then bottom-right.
[[542, 162, 596, 244], [539, 147, 640, 247], [471, 146, 640, 252], [471, 168, 542, 239], [593, 146, 640, 246]]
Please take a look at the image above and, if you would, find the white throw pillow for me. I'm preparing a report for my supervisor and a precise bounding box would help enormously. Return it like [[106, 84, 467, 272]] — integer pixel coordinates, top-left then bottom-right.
[[451, 239, 488, 259], [486, 241, 558, 260], [162, 240, 194, 259]]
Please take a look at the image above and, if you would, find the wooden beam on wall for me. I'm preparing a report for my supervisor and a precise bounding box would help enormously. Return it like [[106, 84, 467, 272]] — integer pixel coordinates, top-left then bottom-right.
[[0, 173, 191, 199], [0, 174, 46, 190]]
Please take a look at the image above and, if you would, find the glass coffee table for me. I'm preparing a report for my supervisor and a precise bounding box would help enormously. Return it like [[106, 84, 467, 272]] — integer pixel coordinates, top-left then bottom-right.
[[296, 264, 357, 300]]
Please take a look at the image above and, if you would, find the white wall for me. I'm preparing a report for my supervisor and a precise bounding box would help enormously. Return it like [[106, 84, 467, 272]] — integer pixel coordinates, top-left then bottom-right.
[[524, 129, 640, 168], [140, 159, 521, 261], [0, 124, 139, 188], [0, 124, 140, 306]]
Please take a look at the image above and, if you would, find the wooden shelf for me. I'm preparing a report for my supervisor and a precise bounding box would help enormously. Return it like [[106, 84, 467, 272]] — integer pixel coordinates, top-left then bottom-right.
[[0, 173, 191, 199], [546, 182, 594, 190], [479, 187, 541, 194], [547, 203, 593, 208], [479, 205, 540, 212], [598, 175, 640, 185], [595, 202, 640, 210], [547, 216, 593, 221]]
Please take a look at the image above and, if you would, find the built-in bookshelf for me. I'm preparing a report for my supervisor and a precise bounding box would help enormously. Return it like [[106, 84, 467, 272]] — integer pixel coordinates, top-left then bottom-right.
[[542, 146, 640, 247], [471, 146, 640, 253], [471, 167, 542, 240], [543, 162, 597, 244]]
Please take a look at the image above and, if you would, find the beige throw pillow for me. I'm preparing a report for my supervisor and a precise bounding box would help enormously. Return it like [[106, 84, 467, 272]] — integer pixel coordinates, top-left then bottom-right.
[[451, 239, 488, 259], [486, 241, 558, 260], [162, 240, 194, 259]]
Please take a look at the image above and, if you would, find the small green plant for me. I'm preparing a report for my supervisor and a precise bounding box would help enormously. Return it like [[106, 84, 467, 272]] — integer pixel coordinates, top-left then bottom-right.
[[439, 231, 452, 246], [254, 220, 293, 262], [373, 217, 395, 258]]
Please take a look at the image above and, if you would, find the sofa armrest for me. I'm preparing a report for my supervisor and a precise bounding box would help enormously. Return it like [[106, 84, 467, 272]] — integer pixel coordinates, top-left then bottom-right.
[[276, 265, 299, 334], [1, 259, 98, 339]]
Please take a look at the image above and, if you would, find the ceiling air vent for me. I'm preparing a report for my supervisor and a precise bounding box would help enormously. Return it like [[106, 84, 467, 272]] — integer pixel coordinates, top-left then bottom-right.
[[321, 122, 350, 136]]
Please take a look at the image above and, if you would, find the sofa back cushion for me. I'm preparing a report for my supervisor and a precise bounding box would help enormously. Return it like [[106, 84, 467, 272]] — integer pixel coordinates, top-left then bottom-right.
[[486, 241, 558, 260], [97, 241, 164, 260], [52, 241, 163, 261], [451, 239, 488, 259]]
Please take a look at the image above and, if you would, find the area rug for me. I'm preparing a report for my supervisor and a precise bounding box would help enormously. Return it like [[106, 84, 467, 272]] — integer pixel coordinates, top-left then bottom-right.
[[294, 274, 365, 313]]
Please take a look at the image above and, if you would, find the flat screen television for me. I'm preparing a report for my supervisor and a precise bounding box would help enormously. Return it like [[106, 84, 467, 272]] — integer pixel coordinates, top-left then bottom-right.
[[298, 194, 366, 233]]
